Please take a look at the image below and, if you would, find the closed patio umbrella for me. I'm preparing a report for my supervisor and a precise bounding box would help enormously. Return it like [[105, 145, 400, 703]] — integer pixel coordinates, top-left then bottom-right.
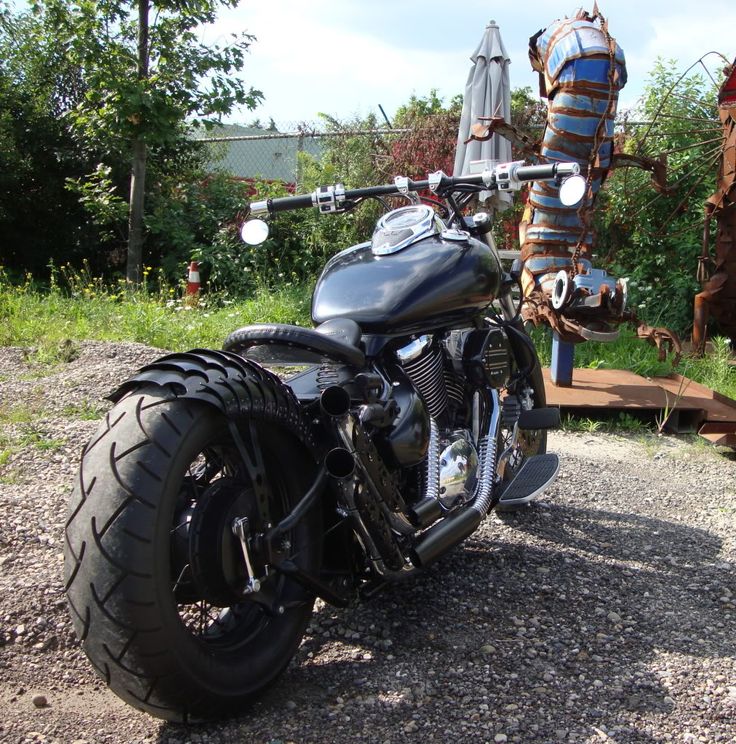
[[453, 20, 512, 210]]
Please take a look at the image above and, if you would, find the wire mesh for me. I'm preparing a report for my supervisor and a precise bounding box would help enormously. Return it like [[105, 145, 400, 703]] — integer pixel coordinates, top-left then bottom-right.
[[192, 121, 414, 188]]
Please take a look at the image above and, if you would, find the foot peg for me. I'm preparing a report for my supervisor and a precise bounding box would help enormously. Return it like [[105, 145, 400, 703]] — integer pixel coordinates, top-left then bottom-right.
[[497, 453, 559, 506], [518, 407, 560, 431]]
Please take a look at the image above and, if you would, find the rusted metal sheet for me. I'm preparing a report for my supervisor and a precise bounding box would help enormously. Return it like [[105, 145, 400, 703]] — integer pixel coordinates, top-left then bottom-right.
[[693, 58, 736, 352], [542, 367, 736, 446]]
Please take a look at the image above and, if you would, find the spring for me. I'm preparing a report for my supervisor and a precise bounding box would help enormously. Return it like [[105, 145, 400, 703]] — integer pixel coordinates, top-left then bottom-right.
[[401, 344, 448, 420], [316, 360, 340, 390]]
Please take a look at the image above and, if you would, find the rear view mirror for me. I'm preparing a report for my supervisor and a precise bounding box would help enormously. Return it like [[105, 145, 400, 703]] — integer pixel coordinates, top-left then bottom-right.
[[559, 175, 586, 207], [241, 219, 270, 246]]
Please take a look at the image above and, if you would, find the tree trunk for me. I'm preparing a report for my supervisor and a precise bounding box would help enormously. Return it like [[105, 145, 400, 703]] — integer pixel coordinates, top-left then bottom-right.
[[126, 0, 150, 285], [127, 137, 147, 284]]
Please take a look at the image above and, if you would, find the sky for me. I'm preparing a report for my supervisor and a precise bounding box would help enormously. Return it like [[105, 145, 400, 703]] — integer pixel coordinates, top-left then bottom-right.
[[202, 0, 736, 128]]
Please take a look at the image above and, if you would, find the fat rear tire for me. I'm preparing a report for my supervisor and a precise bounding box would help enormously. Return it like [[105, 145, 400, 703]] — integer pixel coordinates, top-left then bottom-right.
[[64, 386, 320, 722]]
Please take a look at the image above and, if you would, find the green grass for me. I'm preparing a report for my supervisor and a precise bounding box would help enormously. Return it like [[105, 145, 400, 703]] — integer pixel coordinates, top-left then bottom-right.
[[0, 267, 312, 362], [0, 269, 733, 401], [62, 401, 107, 420], [561, 410, 654, 434]]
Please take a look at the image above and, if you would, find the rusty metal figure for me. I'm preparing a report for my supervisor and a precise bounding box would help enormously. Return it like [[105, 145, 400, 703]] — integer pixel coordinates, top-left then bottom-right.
[[468, 7, 681, 365], [692, 59, 736, 354]]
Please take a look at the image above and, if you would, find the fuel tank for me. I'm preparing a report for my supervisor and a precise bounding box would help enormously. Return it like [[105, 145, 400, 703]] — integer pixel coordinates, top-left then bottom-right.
[[311, 233, 502, 333]]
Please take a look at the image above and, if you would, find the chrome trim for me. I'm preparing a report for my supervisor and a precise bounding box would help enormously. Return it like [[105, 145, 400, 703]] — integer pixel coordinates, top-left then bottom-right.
[[371, 204, 438, 256], [470, 389, 501, 516], [440, 228, 470, 242], [428, 170, 445, 193], [425, 418, 440, 503], [395, 334, 433, 364], [438, 435, 479, 509]]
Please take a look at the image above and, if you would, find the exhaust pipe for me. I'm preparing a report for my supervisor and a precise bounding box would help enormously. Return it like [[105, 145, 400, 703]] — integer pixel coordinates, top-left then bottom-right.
[[412, 390, 500, 567], [320, 385, 351, 418], [325, 447, 355, 481], [411, 507, 482, 567]]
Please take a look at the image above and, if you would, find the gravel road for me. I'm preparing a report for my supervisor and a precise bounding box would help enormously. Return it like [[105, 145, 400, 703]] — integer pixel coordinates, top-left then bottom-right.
[[0, 341, 734, 744]]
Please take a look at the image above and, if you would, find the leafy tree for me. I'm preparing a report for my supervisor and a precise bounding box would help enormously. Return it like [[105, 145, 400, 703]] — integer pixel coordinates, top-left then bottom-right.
[[600, 58, 720, 334], [36, 0, 263, 283], [391, 90, 462, 178], [0, 8, 99, 276]]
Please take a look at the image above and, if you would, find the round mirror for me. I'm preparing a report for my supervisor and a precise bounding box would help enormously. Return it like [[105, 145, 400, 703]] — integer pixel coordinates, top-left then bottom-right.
[[240, 219, 270, 246], [559, 174, 587, 207]]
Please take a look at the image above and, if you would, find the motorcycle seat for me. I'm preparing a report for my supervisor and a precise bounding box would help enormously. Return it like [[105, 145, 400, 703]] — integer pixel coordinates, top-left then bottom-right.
[[223, 318, 365, 367]]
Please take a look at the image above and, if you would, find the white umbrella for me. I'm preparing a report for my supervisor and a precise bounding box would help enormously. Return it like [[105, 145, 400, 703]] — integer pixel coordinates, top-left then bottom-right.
[[453, 20, 512, 211]]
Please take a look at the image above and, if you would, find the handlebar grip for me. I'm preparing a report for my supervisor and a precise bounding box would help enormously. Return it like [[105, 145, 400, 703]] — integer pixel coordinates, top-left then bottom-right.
[[514, 164, 558, 181], [249, 193, 314, 216], [514, 162, 580, 182]]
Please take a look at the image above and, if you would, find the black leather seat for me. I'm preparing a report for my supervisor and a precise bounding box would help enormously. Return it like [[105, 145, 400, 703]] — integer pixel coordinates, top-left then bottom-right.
[[223, 318, 365, 367]]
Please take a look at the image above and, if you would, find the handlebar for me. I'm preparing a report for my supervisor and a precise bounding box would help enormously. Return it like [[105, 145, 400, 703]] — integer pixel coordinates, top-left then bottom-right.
[[249, 161, 580, 217]]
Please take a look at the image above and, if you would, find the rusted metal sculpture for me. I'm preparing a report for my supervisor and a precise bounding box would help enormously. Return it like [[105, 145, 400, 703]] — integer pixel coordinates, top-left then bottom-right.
[[468, 8, 681, 379], [693, 59, 736, 353]]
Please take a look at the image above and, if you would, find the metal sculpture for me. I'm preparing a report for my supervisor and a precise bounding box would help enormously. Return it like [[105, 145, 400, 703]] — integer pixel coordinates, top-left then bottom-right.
[[693, 59, 736, 353], [468, 7, 681, 383]]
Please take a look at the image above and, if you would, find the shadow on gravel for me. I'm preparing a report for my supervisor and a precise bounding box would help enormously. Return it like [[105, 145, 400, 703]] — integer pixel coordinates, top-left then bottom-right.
[[155, 504, 735, 743]]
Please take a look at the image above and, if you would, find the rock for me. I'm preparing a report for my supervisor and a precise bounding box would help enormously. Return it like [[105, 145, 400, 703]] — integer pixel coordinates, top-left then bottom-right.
[[32, 694, 48, 708]]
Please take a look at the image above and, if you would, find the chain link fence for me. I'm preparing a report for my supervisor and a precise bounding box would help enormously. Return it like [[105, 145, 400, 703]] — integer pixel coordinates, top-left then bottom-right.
[[193, 121, 415, 188]]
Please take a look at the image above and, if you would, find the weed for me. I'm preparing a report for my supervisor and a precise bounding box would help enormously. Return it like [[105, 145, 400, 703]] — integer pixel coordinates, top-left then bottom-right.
[[63, 401, 106, 420], [561, 411, 653, 434], [0, 405, 43, 426], [16, 423, 64, 451], [561, 415, 604, 433], [0, 267, 311, 354], [655, 376, 691, 434]]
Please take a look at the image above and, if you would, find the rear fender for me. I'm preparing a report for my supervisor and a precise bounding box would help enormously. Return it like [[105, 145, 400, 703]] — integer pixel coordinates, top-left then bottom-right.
[[108, 348, 318, 454]]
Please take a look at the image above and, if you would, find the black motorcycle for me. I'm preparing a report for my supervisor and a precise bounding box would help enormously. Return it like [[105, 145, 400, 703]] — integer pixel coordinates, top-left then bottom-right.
[[64, 160, 582, 721]]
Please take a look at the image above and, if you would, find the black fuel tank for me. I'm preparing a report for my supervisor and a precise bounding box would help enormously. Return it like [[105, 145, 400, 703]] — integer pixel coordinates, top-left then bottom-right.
[[311, 234, 502, 333]]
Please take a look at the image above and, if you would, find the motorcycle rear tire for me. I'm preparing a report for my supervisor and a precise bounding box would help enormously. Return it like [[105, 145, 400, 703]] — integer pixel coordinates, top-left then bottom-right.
[[64, 386, 320, 722]]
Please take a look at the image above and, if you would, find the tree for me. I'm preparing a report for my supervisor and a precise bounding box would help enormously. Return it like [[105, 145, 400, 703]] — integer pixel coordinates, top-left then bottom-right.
[[0, 7, 99, 276], [391, 90, 462, 179], [36, 0, 262, 283], [600, 58, 720, 334]]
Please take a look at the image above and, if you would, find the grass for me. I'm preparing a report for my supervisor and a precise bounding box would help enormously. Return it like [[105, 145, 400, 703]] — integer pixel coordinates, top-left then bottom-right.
[[62, 401, 107, 420], [0, 266, 733, 405], [561, 411, 654, 434], [0, 265, 312, 363]]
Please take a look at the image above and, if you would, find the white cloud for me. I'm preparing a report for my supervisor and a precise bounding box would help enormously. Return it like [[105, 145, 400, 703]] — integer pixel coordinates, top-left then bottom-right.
[[199, 1, 736, 125]]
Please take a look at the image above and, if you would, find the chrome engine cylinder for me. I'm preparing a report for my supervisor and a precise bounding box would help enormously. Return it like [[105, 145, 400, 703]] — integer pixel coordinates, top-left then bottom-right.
[[396, 336, 449, 420]]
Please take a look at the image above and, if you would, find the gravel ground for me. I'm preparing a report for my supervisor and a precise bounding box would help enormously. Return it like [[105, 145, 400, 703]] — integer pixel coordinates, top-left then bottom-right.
[[0, 341, 734, 744]]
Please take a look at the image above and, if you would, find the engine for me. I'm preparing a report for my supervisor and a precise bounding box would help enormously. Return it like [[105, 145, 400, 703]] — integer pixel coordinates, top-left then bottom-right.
[[394, 327, 513, 509]]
